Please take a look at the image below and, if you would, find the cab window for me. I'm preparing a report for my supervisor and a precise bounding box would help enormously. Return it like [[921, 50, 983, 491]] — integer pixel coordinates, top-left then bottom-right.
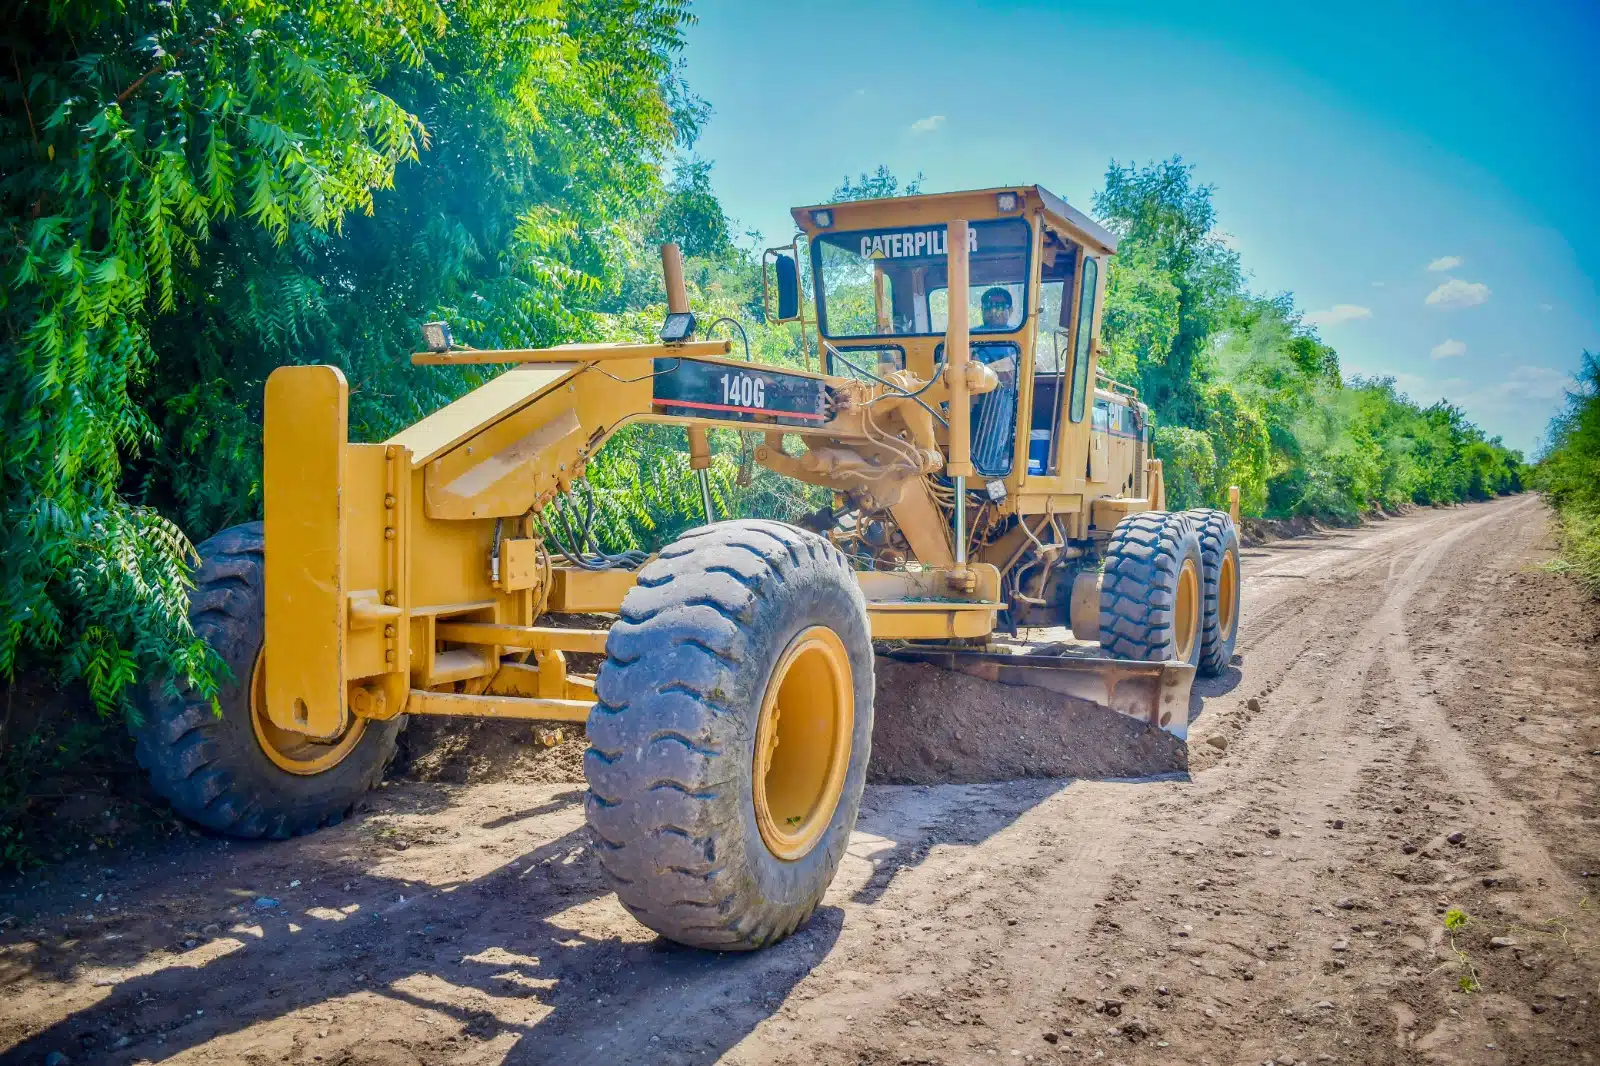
[[812, 219, 1032, 338], [937, 341, 1020, 477], [1028, 228, 1079, 475], [1092, 399, 1111, 432], [1068, 257, 1099, 423]]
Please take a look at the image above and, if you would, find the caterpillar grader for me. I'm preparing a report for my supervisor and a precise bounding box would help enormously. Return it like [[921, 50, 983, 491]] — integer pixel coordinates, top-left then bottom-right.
[[136, 185, 1242, 951]]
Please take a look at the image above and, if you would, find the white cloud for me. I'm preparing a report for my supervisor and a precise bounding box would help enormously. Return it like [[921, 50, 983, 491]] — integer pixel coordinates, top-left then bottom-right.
[[1430, 339, 1466, 359], [1451, 365, 1576, 420], [1500, 365, 1574, 402], [1425, 278, 1490, 308], [1371, 280, 1387, 288], [909, 115, 945, 133], [1427, 255, 1463, 272], [1538, 302, 1554, 312], [1303, 304, 1372, 328]]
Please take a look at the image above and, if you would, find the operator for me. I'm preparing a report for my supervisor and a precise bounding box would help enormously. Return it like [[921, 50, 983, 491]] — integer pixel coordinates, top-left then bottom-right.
[[980, 286, 1014, 330]]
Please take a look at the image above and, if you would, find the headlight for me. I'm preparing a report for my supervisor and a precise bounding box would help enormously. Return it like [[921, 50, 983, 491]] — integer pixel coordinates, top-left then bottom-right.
[[812, 209, 833, 228]]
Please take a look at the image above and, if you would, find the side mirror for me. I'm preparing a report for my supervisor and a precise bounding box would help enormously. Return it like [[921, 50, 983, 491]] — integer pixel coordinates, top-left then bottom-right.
[[774, 253, 800, 321]]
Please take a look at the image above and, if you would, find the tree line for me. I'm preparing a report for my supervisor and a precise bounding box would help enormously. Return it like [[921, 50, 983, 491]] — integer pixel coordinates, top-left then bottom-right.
[[1531, 354, 1600, 592]]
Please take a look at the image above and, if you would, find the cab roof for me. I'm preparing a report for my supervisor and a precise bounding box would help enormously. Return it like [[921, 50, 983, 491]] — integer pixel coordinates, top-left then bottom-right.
[[790, 185, 1118, 257]]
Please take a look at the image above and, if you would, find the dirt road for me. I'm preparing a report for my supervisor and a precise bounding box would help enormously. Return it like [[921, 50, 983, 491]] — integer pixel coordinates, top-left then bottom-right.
[[4, 495, 1599, 1066]]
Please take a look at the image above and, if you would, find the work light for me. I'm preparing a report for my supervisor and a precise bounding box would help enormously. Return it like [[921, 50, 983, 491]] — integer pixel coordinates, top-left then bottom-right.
[[420, 321, 453, 352], [811, 209, 833, 228], [996, 191, 1020, 212]]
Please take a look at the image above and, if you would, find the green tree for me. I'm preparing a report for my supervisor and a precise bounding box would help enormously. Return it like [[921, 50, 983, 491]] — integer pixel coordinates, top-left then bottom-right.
[[1094, 157, 1241, 427], [1533, 354, 1600, 590], [2, 0, 696, 717], [831, 164, 924, 203]]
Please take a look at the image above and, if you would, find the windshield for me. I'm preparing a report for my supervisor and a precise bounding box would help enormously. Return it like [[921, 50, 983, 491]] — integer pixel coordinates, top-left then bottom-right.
[[812, 218, 1031, 339]]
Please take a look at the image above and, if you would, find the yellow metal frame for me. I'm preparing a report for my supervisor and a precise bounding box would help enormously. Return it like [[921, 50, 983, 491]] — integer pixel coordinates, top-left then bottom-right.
[[253, 189, 1214, 741]]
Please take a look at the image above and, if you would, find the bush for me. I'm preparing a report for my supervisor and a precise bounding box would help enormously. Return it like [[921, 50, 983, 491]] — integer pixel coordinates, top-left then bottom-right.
[[1532, 353, 1600, 592]]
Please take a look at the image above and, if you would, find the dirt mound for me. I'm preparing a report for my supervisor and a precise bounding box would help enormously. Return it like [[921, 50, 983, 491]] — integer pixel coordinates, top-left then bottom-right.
[[866, 657, 1186, 783], [392, 657, 1186, 789], [396, 715, 589, 785]]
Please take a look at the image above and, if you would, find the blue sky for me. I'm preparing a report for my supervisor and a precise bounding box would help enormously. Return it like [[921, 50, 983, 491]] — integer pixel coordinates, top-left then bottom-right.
[[680, 0, 1599, 456]]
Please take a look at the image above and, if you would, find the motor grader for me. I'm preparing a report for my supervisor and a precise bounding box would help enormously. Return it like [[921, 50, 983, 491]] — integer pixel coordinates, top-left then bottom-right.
[[136, 185, 1241, 952]]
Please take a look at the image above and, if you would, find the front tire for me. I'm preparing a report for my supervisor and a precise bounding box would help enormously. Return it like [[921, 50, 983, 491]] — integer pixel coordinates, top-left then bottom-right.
[[133, 522, 401, 838], [1098, 511, 1205, 666], [585, 520, 874, 951], [1184, 508, 1242, 677]]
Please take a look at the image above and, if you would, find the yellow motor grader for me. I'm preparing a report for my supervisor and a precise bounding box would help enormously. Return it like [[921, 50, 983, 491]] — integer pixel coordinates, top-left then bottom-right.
[[136, 185, 1241, 951]]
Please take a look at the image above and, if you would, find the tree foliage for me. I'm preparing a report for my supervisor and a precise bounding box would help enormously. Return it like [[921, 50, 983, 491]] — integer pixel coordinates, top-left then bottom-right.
[[1532, 354, 1600, 591], [831, 164, 923, 203], [1094, 157, 1522, 517], [2, 0, 696, 717]]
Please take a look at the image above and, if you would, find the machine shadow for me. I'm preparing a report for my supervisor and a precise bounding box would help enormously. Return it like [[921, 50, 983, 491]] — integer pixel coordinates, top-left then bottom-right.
[[1189, 664, 1244, 724], [3, 799, 830, 1066], [847, 776, 1094, 907]]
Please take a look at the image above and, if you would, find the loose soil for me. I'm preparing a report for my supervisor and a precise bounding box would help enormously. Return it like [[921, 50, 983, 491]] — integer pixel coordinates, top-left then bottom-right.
[[867, 659, 1185, 784], [3, 495, 1598, 1066]]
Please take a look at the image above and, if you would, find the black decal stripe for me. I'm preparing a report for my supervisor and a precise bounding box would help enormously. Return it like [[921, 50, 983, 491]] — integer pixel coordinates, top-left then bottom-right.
[[652, 398, 826, 421]]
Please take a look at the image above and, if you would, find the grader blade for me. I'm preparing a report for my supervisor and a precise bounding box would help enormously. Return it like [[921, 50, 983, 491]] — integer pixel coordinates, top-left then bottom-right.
[[885, 648, 1195, 741]]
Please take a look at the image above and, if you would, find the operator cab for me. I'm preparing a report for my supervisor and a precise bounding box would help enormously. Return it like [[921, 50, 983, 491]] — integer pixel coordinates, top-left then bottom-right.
[[779, 186, 1121, 491]]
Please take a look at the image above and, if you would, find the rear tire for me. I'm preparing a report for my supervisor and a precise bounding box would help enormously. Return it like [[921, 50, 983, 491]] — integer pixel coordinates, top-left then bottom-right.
[[133, 522, 401, 838], [1098, 512, 1205, 666], [585, 520, 874, 951], [1184, 508, 1242, 677]]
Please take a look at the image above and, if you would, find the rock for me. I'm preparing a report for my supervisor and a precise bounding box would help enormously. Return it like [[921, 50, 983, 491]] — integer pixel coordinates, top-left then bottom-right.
[[201, 923, 221, 936], [1447, 831, 1465, 845], [1490, 936, 1516, 948], [1331, 940, 1349, 952], [1267, 826, 1282, 838], [254, 897, 279, 909], [1334, 897, 1355, 910], [1156, 986, 1170, 996], [1121, 1018, 1154, 1039], [1482, 876, 1499, 888], [1042, 1032, 1059, 1044], [1247, 697, 1263, 712], [1332, 819, 1345, 829], [1314, 1000, 1335, 1010], [44, 1053, 72, 1066], [1401, 843, 1418, 855], [1205, 734, 1229, 751], [1094, 999, 1123, 1017], [1532, 1003, 1546, 1014]]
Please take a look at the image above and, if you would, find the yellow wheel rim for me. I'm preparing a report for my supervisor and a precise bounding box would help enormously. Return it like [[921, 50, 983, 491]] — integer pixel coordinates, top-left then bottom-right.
[[752, 626, 855, 862], [249, 649, 365, 776], [1175, 557, 1201, 663], [1218, 547, 1239, 640]]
